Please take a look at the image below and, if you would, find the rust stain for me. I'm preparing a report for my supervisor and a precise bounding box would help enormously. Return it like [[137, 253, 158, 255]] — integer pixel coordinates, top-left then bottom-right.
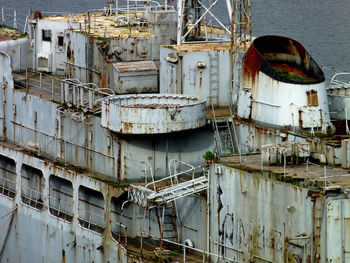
[[122, 122, 134, 133], [61, 249, 66, 263], [66, 41, 72, 60], [242, 40, 262, 89], [117, 140, 121, 183], [102, 74, 107, 90]]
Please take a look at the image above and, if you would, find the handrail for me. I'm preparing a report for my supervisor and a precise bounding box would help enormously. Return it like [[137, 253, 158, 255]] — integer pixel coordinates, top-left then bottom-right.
[[48, 195, 73, 217], [142, 160, 156, 191], [330, 72, 350, 88], [145, 164, 202, 191], [111, 219, 128, 245], [20, 185, 44, 208], [78, 208, 105, 228], [0, 177, 16, 197]]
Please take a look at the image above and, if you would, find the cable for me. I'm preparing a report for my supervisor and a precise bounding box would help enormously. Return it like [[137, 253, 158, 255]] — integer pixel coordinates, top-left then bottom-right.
[[0, 204, 17, 260]]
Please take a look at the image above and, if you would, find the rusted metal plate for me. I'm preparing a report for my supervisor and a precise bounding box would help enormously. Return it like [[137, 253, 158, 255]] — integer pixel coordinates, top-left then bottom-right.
[[113, 61, 158, 73]]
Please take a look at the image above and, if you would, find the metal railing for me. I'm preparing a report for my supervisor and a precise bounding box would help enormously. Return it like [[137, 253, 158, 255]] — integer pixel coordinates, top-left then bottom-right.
[[0, 177, 16, 198], [13, 67, 62, 102], [1, 7, 28, 32], [61, 78, 114, 113], [49, 195, 73, 221], [304, 160, 341, 187], [78, 209, 105, 233], [330, 72, 350, 88], [74, 3, 175, 37], [111, 219, 128, 245], [148, 234, 241, 263], [146, 160, 203, 191], [21, 185, 44, 209]]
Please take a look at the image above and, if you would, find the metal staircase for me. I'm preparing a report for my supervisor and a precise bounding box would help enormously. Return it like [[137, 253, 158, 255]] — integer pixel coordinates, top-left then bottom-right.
[[211, 104, 235, 156], [128, 162, 208, 207], [127, 160, 208, 246], [156, 203, 179, 242], [148, 175, 208, 204]]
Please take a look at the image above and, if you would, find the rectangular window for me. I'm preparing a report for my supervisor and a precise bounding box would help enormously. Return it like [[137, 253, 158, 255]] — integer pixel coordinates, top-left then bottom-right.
[[306, 90, 319, 106], [21, 164, 44, 210], [58, 36, 64, 47], [42, 29, 52, 42]]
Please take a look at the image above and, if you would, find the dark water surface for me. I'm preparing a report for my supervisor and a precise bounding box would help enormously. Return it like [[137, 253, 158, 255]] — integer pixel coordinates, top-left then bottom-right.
[[1, 0, 350, 75]]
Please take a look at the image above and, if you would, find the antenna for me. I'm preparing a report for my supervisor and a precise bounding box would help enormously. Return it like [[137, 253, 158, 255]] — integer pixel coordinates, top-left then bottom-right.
[[230, 0, 252, 109], [176, 0, 251, 45]]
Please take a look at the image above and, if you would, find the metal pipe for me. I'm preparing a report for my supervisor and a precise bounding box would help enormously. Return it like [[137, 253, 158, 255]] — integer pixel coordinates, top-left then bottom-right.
[[63, 61, 100, 74], [13, 10, 17, 29], [149, 234, 240, 262], [119, 200, 129, 242], [116, 0, 119, 21], [251, 99, 281, 107], [51, 76, 54, 101], [11, 121, 114, 159], [183, 245, 186, 263], [211, 240, 243, 253], [206, 168, 210, 261], [176, 0, 184, 45], [39, 73, 42, 97], [127, 0, 129, 24]]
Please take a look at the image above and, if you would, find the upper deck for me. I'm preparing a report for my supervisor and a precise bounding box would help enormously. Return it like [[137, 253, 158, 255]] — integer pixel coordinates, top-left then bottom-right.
[[220, 154, 350, 189], [39, 12, 154, 39]]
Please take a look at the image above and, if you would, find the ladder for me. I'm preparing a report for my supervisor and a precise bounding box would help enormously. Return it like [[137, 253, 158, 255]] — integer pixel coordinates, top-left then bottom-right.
[[211, 104, 235, 156], [156, 203, 179, 243], [127, 163, 208, 247], [209, 53, 219, 105]]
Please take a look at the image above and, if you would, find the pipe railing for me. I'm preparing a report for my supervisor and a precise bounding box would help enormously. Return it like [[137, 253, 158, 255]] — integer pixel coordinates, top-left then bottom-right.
[[21, 185, 44, 209], [48, 195, 74, 220], [0, 177, 16, 198], [0, 7, 28, 32], [78, 208, 105, 231], [111, 219, 128, 245]]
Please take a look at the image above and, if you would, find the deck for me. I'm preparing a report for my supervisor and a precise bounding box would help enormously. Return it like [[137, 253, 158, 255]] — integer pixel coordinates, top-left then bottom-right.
[[12, 71, 63, 102], [220, 154, 350, 189]]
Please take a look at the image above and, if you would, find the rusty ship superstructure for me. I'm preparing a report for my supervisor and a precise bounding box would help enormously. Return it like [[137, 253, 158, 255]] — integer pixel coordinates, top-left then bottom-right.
[[0, 1, 350, 262]]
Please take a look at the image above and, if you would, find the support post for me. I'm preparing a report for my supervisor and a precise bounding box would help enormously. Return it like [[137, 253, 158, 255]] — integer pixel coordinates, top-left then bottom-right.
[[51, 78, 54, 101], [14, 10, 17, 29], [2, 8, 4, 26], [39, 72, 42, 98]]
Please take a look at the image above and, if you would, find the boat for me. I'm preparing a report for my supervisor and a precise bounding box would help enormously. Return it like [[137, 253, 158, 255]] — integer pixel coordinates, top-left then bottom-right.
[[0, 1, 349, 262]]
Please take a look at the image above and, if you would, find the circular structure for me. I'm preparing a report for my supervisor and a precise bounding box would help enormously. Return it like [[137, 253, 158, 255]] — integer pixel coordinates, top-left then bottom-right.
[[101, 94, 206, 134]]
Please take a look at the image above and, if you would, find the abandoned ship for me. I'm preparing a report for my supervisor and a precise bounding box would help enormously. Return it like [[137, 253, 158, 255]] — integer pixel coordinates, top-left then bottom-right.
[[0, 0, 349, 262]]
